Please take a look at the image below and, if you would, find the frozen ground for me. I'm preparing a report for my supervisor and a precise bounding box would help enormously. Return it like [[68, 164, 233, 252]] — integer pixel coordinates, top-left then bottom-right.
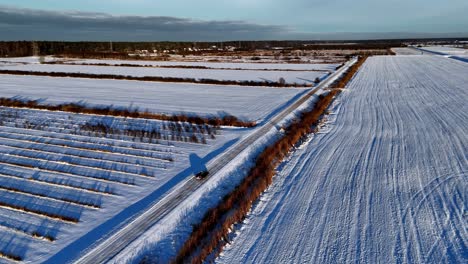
[[218, 55, 468, 263], [0, 106, 249, 263], [0, 62, 328, 85], [0, 74, 307, 122]]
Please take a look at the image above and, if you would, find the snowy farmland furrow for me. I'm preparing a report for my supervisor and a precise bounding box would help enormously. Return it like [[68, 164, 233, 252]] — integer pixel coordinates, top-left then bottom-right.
[[0, 207, 65, 236], [33, 123, 212, 148], [0, 159, 134, 186], [0, 152, 145, 182], [4, 113, 218, 138], [0, 189, 82, 223], [0, 116, 214, 147], [0, 128, 174, 160], [0, 125, 178, 156], [0, 106, 218, 139], [218, 56, 468, 264], [0, 221, 46, 241], [0, 229, 33, 262], [0, 144, 164, 176], [0, 164, 115, 195], [0, 137, 168, 168], [0, 184, 98, 209], [0, 172, 111, 197], [0, 173, 102, 208]]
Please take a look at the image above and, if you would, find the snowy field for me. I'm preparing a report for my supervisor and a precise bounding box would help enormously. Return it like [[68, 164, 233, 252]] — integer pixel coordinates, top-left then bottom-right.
[[0, 57, 319, 262], [64, 58, 339, 71], [0, 62, 328, 85], [218, 56, 468, 263], [0, 106, 249, 263], [420, 46, 468, 55], [392, 47, 423, 55], [0, 74, 307, 122], [0, 57, 57, 64]]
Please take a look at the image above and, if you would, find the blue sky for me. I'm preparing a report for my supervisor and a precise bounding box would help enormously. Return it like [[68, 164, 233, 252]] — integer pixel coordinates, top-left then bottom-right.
[[1, 0, 467, 40]]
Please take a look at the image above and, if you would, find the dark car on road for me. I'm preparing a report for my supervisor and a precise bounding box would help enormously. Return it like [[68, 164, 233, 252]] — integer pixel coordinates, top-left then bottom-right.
[[195, 170, 209, 180]]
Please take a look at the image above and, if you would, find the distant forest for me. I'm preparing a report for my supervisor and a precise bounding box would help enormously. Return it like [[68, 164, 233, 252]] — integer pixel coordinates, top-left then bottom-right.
[[0, 39, 465, 58]]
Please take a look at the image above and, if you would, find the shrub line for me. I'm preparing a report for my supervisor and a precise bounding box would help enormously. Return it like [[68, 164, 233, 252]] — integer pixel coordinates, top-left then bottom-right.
[[0, 200, 79, 223], [0, 185, 100, 209], [44, 61, 331, 72], [0, 69, 312, 88], [0, 251, 22, 262], [0, 97, 256, 128]]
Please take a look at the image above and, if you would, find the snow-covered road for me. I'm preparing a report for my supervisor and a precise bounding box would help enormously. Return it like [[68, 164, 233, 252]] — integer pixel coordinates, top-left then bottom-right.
[[218, 56, 468, 263]]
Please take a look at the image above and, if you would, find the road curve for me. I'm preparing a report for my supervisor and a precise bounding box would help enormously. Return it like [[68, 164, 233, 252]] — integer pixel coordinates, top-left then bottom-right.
[[72, 58, 357, 264]]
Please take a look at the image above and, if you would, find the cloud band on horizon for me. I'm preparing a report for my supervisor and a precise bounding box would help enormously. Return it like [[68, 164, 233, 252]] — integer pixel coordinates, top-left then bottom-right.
[[0, 6, 466, 41], [0, 6, 293, 41]]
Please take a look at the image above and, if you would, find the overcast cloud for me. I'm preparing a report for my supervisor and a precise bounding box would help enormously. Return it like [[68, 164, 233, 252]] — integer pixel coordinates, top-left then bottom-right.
[[0, 5, 467, 41], [0, 6, 294, 41]]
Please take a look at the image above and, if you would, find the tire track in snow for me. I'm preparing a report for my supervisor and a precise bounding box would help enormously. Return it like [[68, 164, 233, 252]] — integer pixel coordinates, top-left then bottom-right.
[[218, 56, 468, 264]]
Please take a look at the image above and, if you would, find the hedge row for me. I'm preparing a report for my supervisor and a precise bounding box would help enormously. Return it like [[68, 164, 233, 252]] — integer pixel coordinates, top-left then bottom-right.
[[0, 251, 22, 262], [0, 98, 256, 128], [45, 61, 329, 72], [0, 69, 311, 88]]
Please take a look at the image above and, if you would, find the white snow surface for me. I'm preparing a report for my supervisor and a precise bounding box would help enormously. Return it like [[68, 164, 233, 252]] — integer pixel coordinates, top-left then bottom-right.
[[218, 55, 468, 264], [392, 48, 423, 55], [65, 58, 339, 71], [0, 74, 307, 122], [0, 56, 56, 64], [420, 46, 468, 55], [0, 63, 327, 85]]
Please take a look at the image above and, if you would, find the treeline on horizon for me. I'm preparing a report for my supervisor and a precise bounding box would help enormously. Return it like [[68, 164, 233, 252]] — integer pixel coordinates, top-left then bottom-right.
[[0, 38, 464, 58]]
